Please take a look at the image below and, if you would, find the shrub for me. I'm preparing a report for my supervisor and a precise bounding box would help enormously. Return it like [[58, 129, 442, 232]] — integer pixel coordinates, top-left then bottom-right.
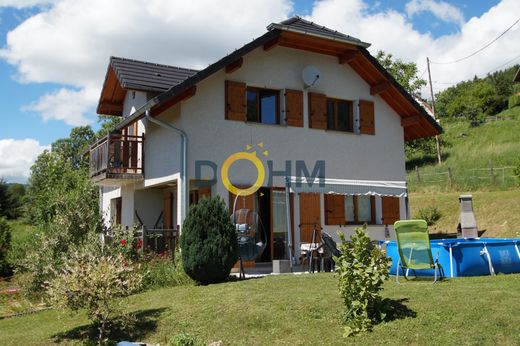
[[508, 94, 520, 109], [416, 205, 442, 226], [169, 333, 202, 346], [140, 250, 194, 289], [335, 226, 391, 336], [0, 217, 12, 276], [46, 247, 143, 344], [514, 159, 520, 185], [180, 196, 237, 284]]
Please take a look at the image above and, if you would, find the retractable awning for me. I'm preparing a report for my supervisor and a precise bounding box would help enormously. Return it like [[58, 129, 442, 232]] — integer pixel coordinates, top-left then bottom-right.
[[287, 177, 407, 197]]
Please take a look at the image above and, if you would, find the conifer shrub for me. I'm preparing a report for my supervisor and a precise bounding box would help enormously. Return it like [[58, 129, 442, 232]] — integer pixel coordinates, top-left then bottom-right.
[[180, 196, 237, 284]]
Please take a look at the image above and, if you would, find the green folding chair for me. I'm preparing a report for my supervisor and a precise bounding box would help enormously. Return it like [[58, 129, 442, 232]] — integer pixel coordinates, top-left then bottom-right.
[[394, 220, 443, 284]]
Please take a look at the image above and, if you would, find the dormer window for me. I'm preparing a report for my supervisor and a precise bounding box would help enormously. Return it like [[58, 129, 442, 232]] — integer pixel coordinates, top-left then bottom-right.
[[246, 87, 280, 125]]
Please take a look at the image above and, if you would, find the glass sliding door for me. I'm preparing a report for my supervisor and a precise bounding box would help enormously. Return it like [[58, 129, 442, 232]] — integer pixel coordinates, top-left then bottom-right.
[[271, 189, 289, 260]]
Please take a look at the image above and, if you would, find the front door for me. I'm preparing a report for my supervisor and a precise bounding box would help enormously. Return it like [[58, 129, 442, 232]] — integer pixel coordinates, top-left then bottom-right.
[[299, 193, 321, 243]]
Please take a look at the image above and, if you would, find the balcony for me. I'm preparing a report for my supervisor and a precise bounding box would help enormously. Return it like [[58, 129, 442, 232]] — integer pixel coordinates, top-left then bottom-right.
[[89, 133, 145, 185]]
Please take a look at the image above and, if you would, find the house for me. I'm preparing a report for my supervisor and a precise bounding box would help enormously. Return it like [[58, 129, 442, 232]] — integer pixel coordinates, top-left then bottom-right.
[[88, 17, 441, 263]]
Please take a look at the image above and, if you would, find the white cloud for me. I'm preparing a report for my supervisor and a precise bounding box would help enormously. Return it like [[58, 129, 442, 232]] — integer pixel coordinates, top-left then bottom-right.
[[0, 0, 292, 125], [0, 138, 49, 183], [306, 0, 520, 95], [406, 0, 465, 27], [22, 86, 98, 126], [1, 0, 519, 120]]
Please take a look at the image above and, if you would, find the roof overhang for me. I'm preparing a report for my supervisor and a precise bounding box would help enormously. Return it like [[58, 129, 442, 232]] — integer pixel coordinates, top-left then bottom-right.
[[97, 66, 127, 116], [117, 28, 441, 141]]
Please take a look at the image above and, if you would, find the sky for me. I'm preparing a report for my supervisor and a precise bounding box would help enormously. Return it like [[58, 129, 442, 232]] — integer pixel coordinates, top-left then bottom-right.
[[0, 0, 518, 183]]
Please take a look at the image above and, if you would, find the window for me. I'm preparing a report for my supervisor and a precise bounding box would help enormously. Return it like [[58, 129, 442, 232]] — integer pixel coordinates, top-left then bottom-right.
[[346, 195, 375, 224], [246, 88, 280, 125], [324, 194, 375, 225], [326, 98, 353, 132]]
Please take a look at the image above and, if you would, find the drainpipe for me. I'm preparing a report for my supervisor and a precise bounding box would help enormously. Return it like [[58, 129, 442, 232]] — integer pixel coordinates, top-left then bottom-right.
[[145, 109, 188, 231]]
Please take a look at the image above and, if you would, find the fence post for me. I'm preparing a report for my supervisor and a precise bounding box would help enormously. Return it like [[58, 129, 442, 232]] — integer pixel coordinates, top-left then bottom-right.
[[415, 166, 421, 183], [447, 167, 454, 187], [489, 161, 496, 185]]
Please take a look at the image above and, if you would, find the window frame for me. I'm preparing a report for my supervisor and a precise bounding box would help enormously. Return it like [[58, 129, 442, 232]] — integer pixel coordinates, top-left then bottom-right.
[[246, 87, 281, 125], [326, 97, 354, 133], [347, 195, 376, 225]]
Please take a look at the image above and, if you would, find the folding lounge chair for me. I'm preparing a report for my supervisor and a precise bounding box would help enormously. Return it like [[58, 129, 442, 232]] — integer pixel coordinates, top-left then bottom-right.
[[394, 220, 443, 283]]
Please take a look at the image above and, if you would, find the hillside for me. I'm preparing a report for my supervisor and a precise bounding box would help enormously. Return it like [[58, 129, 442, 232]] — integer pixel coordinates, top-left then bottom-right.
[[407, 107, 520, 192]]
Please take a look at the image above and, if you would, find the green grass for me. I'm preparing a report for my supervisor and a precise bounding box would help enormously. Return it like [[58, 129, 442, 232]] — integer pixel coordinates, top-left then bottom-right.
[[1, 274, 520, 345], [409, 190, 520, 237], [7, 219, 36, 244], [407, 115, 520, 191]]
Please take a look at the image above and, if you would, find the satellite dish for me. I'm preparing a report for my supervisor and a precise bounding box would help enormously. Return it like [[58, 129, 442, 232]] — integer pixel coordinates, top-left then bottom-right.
[[302, 65, 321, 89]]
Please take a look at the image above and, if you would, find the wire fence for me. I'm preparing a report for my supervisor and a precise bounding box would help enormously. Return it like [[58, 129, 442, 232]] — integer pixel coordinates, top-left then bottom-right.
[[408, 164, 518, 190]]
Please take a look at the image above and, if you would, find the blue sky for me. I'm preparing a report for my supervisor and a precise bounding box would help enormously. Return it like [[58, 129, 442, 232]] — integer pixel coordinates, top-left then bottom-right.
[[0, 0, 517, 182]]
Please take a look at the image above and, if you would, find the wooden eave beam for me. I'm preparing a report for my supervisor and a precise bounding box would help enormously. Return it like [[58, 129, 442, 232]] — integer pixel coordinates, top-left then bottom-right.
[[225, 57, 243, 74], [401, 115, 421, 127], [370, 81, 391, 95], [263, 37, 280, 51], [338, 50, 359, 64], [151, 86, 197, 116]]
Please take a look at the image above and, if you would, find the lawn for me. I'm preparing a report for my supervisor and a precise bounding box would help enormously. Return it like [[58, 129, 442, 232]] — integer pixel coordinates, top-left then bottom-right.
[[407, 115, 520, 191], [1, 273, 520, 345], [409, 190, 520, 237]]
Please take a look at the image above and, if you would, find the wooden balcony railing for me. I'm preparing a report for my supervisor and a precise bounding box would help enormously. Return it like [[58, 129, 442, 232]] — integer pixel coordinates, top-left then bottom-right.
[[89, 133, 145, 180]]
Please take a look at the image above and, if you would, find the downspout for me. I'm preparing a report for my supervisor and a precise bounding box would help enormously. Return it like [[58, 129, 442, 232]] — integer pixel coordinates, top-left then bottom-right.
[[145, 109, 188, 231]]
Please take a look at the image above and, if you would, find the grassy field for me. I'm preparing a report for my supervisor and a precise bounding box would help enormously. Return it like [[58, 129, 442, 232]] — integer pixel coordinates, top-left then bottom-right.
[[407, 110, 520, 191], [409, 190, 520, 237], [1, 273, 520, 345]]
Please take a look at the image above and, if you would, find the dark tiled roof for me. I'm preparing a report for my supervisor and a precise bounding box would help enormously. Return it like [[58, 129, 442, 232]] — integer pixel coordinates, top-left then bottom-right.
[[268, 16, 370, 48], [110, 56, 199, 92]]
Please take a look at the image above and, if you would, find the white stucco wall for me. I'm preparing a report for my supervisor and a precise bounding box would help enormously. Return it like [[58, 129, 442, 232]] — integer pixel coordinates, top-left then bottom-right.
[[106, 44, 409, 242], [149, 46, 406, 189]]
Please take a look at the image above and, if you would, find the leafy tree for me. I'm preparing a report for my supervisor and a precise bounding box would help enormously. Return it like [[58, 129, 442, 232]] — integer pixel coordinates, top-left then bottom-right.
[[6, 183, 26, 219], [0, 179, 8, 217], [51, 126, 95, 169], [96, 115, 121, 138], [181, 196, 237, 284], [0, 217, 12, 276], [376, 50, 426, 95]]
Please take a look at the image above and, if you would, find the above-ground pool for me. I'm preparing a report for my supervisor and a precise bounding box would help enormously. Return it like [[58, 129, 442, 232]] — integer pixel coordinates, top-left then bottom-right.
[[382, 238, 520, 277]]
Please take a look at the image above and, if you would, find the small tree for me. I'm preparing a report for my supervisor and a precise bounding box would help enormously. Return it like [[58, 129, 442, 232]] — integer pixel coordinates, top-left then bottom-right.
[[335, 226, 391, 336], [46, 248, 143, 344], [180, 196, 237, 284], [0, 217, 12, 276]]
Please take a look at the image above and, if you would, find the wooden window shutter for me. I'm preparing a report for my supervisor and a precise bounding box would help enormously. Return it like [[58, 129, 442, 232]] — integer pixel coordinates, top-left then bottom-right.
[[284, 89, 304, 127], [299, 193, 322, 243], [359, 100, 375, 135], [324, 194, 345, 225], [381, 196, 400, 226], [308, 92, 327, 129], [225, 80, 246, 121]]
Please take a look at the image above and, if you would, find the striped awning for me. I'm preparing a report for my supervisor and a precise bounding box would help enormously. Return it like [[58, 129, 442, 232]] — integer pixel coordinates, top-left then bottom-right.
[[287, 177, 407, 197]]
